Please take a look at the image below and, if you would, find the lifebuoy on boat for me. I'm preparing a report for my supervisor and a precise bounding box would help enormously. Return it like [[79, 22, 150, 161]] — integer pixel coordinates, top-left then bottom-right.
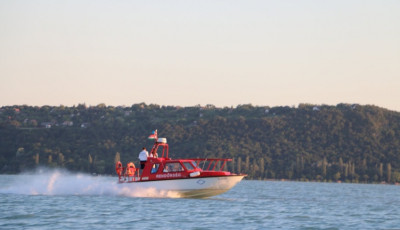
[[115, 161, 123, 177], [125, 162, 136, 177]]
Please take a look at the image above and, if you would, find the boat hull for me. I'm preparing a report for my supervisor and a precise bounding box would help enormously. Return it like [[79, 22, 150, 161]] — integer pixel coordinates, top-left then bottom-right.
[[118, 175, 245, 198]]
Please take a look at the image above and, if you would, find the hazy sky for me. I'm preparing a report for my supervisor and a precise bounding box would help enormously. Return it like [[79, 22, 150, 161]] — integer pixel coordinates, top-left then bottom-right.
[[1, 0, 399, 111]]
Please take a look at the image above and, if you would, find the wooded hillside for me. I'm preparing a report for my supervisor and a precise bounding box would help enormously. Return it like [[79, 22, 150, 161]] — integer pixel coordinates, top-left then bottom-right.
[[1, 103, 400, 183]]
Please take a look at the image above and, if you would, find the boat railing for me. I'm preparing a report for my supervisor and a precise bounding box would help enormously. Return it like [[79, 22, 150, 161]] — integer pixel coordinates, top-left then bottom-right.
[[189, 158, 232, 172]]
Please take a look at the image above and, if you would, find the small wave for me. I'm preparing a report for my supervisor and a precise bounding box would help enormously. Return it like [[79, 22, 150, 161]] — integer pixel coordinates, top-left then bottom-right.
[[0, 168, 180, 198]]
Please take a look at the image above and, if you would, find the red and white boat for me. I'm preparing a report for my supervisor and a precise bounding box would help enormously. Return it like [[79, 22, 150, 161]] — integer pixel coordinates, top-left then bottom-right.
[[115, 131, 246, 198]]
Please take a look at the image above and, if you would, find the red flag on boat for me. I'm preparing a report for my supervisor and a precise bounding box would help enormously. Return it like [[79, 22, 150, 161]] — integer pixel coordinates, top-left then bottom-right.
[[148, 130, 158, 140]]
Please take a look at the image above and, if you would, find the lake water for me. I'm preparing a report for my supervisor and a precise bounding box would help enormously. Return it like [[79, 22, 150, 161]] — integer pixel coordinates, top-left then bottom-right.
[[1, 169, 399, 229]]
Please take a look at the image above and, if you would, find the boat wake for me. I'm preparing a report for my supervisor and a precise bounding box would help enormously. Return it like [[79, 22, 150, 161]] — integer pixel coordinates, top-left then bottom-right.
[[0, 168, 181, 198]]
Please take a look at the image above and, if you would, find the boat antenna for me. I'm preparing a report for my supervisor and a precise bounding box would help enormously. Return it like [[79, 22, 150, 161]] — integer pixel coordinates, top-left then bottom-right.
[[202, 158, 207, 171]]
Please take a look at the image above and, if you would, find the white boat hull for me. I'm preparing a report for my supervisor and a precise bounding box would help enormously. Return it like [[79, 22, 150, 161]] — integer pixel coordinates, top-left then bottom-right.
[[118, 175, 245, 198]]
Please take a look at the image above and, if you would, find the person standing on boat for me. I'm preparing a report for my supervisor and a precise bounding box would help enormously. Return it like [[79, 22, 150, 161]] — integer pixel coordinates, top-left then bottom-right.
[[138, 147, 148, 171], [149, 151, 158, 158]]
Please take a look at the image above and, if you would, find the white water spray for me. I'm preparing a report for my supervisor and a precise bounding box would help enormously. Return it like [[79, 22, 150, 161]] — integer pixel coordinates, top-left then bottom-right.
[[0, 168, 181, 198]]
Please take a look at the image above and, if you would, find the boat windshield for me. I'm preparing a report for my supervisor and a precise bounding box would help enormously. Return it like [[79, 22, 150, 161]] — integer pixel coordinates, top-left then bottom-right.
[[183, 162, 194, 171]]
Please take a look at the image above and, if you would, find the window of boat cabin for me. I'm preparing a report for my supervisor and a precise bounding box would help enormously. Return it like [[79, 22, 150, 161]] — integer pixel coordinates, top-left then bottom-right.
[[151, 164, 160, 174], [183, 162, 194, 171], [163, 162, 184, 172]]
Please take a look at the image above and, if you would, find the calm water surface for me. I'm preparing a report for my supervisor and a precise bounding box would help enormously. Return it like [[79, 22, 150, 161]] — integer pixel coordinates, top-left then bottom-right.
[[1, 170, 399, 229]]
